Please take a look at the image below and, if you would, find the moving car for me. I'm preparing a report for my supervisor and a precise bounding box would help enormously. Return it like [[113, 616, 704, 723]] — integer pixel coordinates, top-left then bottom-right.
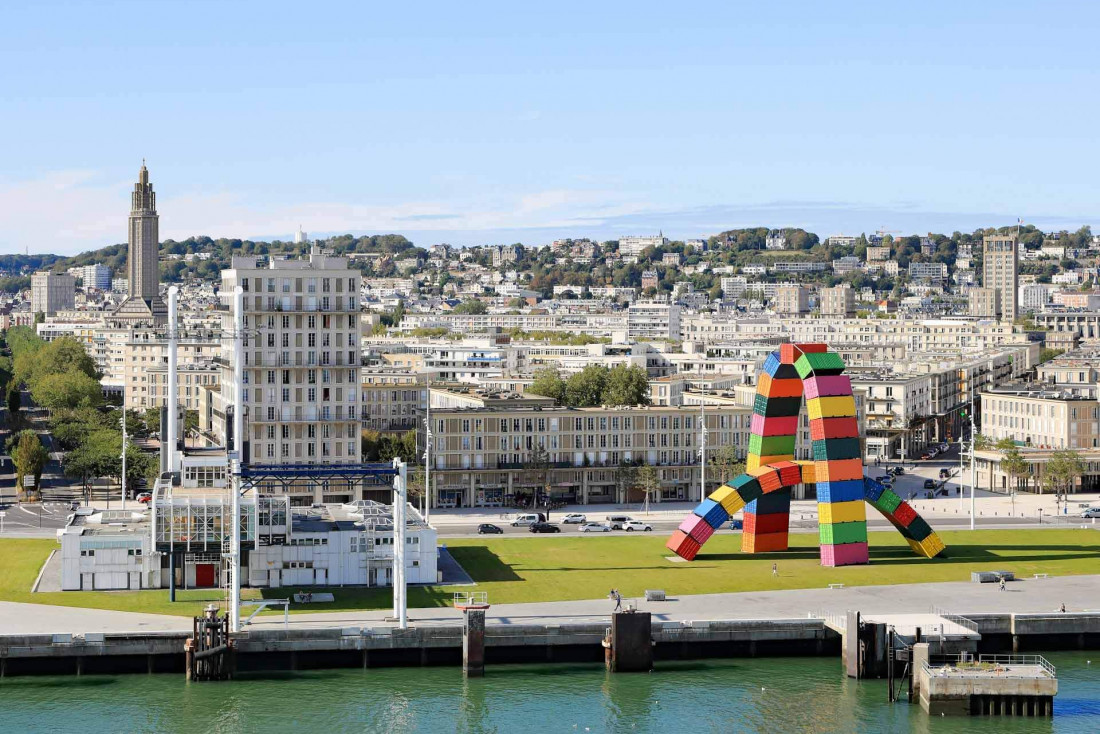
[[562, 513, 587, 524], [605, 514, 635, 530], [923, 479, 936, 489], [529, 522, 561, 533], [477, 523, 503, 534], [939, 468, 951, 478], [621, 520, 653, 532], [890, 467, 905, 476], [728, 519, 743, 530], [1082, 508, 1100, 519], [578, 522, 611, 533], [136, 492, 153, 504], [511, 513, 542, 527]]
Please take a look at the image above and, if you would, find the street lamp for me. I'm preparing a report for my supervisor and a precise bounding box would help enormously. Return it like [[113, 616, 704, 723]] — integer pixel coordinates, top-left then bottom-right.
[[698, 402, 708, 503]]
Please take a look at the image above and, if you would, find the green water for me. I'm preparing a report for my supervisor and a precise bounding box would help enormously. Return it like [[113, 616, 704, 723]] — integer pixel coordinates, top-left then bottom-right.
[[1, 653, 1097, 733]]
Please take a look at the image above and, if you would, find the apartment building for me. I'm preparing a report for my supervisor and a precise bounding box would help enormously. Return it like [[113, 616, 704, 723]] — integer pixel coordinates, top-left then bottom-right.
[[819, 285, 855, 317], [627, 302, 680, 341], [773, 285, 809, 314], [361, 368, 425, 433], [908, 262, 948, 281], [426, 396, 752, 507], [213, 249, 363, 504], [81, 264, 112, 291], [31, 271, 76, 316], [124, 331, 219, 410], [968, 286, 1001, 319], [981, 385, 1100, 450], [619, 234, 668, 258], [850, 371, 933, 460]]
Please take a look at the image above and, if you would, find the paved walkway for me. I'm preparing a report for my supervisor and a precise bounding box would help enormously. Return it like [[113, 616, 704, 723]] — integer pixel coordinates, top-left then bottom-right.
[[7, 575, 1097, 635]]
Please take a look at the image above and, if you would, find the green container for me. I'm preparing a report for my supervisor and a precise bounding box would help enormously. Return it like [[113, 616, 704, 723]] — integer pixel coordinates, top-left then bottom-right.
[[811, 437, 862, 461], [749, 433, 796, 457], [795, 352, 846, 379], [819, 520, 868, 546], [876, 490, 901, 513], [905, 516, 933, 542]]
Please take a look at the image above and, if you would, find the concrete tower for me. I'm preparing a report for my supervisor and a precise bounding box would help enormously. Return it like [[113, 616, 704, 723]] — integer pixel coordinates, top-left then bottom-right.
[[111, 162, 167, 325]]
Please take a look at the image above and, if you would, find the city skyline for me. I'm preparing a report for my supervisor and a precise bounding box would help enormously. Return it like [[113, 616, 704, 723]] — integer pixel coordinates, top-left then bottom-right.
[[3, 2, 1100, 254]]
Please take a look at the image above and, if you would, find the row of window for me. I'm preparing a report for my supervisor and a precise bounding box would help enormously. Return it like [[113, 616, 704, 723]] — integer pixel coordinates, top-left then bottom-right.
[[244, 276, 357, 294]]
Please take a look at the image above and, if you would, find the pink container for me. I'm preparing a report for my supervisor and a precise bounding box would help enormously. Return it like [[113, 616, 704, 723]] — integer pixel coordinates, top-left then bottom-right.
[[678, 513, 716, 544], [820, 541, 870, 567], [803, 375, 853, 400]]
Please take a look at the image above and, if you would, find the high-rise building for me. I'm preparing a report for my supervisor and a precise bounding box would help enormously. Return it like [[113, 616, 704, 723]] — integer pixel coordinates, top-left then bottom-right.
[[983, 234, 1019, 321], [81, 264, 111, 291], [111, 163, 167, 325], [214, 246, 363, 504], [30, 271, 75, 316], [968, 286, 1001, 319], [773, 285, 809, 314]]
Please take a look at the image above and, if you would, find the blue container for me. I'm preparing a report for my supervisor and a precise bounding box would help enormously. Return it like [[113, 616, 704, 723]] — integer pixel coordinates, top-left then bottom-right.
[[702, 502, 730, 528], [817, 479, 865, 503], [863, 477, 886, 502]]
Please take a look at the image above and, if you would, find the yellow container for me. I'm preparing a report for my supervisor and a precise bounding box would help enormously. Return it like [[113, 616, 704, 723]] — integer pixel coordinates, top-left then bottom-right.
[[806, 395, 857, 420], [818, 499, 866, 525], [709, 484, 743, 513], [746, 453, 795, 472], [907, 532, 946, 558]]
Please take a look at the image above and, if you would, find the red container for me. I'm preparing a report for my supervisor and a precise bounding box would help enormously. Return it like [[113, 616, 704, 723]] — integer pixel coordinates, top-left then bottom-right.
[[758, 374, 804, 399], [795, 342, 828, 354], [679, 513, 717, 544], [666, 530, 701, 561], [772, 461, 802, 486], [755, 512, 790, 534], [752, 414, 799, 436], [810, 416, 861, 441], [893, 501, 917, 528], [744, 531, 789, 553], [779, 343, 804, 364]]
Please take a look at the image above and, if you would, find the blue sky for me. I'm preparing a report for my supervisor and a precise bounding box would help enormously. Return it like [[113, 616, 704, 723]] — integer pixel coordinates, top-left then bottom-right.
[[2, 1, 1098, 254]]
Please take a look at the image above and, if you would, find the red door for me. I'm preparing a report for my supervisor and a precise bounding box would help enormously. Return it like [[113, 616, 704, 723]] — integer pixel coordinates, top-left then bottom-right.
[[195, 563, 216, 587]]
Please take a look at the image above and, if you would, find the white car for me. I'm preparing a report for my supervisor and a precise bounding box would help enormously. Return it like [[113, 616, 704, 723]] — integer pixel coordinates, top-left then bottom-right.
[[1082, 508, 1100, 519], [578, 523, 611, 533], [622, 520, 653, 532], [562, 513, 587, 524]]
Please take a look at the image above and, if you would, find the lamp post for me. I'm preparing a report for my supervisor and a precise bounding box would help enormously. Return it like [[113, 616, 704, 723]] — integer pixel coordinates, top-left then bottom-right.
[[120, 401, 127, 510], [423, 372, 432, 523], [698, 402, 708, 503]]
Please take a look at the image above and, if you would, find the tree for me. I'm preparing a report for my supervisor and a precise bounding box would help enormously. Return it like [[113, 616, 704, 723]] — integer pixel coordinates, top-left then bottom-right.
[[11, 430, 48, 500], [602, 364, 650, 407], [613, 462, 638, 504], [31, 371, 103, 412], [527, 368, 566, 404], [994, 437, 1017, 451], [6, 384, 20, 418], [1046, 449, 1084, 510], [709, 444, 745, 485], [973, 433, 992, 451], [452, 299, 487, 315], [637, 464, 660, 515], [525, 442, 551, 516], [564, 365, 607, 407], [1000, 448, 1029, 511]]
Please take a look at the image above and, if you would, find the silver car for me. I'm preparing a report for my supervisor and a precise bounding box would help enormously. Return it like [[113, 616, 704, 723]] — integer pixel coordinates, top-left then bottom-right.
[[578, 523, 611, 533]]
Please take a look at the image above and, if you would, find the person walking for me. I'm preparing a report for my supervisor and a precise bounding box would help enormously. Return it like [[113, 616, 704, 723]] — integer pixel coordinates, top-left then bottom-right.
[[772, 563, 778, 578], [610, 588, 622, 612], [999, 576, 1006, 592]]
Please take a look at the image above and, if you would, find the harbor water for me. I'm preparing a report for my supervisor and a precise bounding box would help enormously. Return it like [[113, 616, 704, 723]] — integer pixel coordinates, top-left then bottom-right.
[[1, 652, 1097, 733]]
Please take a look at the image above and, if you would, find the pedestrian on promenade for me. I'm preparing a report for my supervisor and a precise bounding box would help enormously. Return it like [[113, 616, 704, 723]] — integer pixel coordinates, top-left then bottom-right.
[[609, 589, 622, 612], [1060, 602, 1066, 613], [772, 563, 778, 578], [999, 576, 1006, 592]]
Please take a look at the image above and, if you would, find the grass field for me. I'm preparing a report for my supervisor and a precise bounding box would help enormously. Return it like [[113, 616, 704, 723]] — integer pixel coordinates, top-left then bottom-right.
[[1, 529, 1098, 617]]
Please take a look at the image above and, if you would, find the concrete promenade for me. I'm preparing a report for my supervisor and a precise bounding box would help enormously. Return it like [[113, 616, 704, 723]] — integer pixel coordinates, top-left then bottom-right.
[[3, 574, 1097, 635]]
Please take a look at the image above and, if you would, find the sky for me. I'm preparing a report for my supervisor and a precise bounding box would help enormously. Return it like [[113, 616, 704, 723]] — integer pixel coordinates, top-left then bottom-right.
[[2, 1, 1099, 255]]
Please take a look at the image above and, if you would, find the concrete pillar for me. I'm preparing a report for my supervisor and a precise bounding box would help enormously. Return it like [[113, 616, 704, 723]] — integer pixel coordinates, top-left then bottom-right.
[[844, 611, 860, 678], [463, 608, 486, 677], [607, 611, 652, 672], [910, 642, 930, 701]]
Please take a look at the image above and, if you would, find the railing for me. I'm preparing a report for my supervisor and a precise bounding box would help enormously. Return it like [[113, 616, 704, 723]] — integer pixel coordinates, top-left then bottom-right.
[[930, 605, 981, 633], [454, 591, 488, 607], [922, 653, 1055, 678]]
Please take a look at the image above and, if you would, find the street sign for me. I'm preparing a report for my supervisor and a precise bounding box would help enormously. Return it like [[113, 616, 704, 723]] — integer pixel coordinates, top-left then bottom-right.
[[23, 475, 35, 488]]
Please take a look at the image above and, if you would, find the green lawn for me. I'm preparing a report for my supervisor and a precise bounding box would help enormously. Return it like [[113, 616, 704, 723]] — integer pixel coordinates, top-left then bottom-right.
[[2, 529, 1098, 617]]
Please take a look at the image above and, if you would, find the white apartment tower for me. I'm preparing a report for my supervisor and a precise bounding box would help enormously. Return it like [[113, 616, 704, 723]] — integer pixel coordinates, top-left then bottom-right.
[[30, 271, 76, 316], [217, 247, 362, 503]]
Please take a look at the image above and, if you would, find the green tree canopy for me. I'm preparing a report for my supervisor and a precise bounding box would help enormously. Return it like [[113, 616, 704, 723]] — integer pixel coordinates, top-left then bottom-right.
[[528, 368, 566, 403], [11, 429, 48, 497], [565, 365, 608, 408], [452, 299, 488, 315], [602, 364, 650, 407], [31, 371, 103, 412]]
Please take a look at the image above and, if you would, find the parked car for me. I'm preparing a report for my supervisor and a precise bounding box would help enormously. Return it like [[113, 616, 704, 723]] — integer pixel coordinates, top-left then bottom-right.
[[920, 453, 932, 460], [477, 523, 503, 534], [604, 514, 634, 530], [622, 520, 653, 532], [892, 467, 905, 475], [923, 479, 936, 489], [511, 513, 542, 527], [939, 468, 951, 478], [529, 522, 561, 533], [1082, 508, 1100, 519], [728, 519, 743, 530], [562, 513, 587, 524], [578, 522, 611, 533], [136, 492, 153, 504], [875, 475, 892, 485]]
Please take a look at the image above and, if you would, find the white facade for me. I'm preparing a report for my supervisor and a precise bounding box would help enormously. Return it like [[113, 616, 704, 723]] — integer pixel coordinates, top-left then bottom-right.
[[31, 271, 76, 316]]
